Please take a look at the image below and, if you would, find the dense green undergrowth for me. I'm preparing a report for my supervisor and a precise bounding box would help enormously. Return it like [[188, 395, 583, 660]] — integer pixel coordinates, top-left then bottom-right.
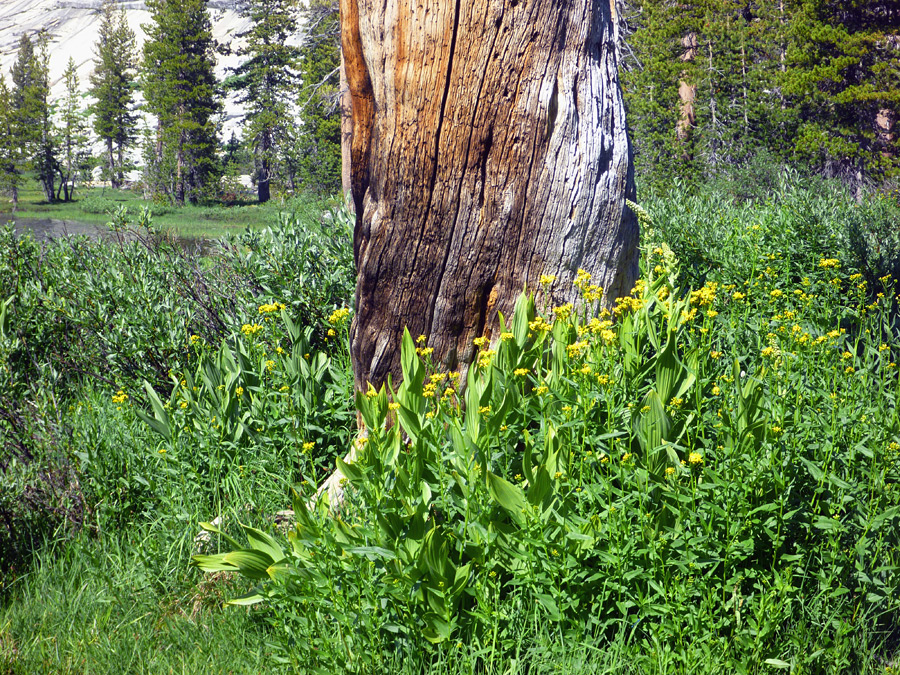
[[1, 175, 899, 674]]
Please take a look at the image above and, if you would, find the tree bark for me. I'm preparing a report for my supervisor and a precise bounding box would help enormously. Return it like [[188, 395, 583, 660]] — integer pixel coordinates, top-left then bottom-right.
[[343, 0, 639, 395], [676, 32, 698, 155], [340, 49, 353, 210], [107, 138, 118, 189], [876, 108, 896, 161]]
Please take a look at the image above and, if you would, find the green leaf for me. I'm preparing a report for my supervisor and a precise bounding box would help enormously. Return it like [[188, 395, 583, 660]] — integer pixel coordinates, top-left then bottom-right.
[[486, 471, 527, 526], [227, 590, 265, 606], [347, 546, 397, 561], [336, 455, 364, 484], [240, 524, 285, 563], [139, 380, 171, 440], [763, 659, 791, 669], [198, 521, 243, 550], [221, 550, 276, 580], [191, 553, 239, 574]]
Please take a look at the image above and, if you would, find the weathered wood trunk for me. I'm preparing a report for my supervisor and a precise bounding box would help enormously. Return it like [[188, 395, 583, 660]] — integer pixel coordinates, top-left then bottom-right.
[[676, 32, 697, 153], [342, 0, 638, 395]]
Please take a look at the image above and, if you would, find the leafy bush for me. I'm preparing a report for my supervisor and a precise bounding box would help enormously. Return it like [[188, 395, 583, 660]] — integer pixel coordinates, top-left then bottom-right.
[[0, 206, 355, 574], [195, 236, 900, 671]]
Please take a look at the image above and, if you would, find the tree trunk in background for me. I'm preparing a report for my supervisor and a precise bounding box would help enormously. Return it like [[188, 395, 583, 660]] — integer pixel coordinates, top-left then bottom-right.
[[340, 51, 353, 210], [876, 108, 895, 162], [107, 138, 118, 188], [676, 32, 697, 156], [343, 0, 639, 394]]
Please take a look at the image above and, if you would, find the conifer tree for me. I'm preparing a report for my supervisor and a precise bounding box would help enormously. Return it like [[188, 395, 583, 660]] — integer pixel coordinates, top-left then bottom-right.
[[11, 33, 57, 202], [622, 1, 701, 178], [89, 0, 139, 189], [0, 76, 21, 210], [142, 0, 221, 205], [782, 0, 900, 183], [225, 0, 302, 203], [295, 0, 341, 194], [58, 58, 91, 202]]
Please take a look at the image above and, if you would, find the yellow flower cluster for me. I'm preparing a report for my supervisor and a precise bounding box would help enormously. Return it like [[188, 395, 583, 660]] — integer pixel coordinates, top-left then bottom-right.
[[473, 336, 488, 348], [478, 349, 495, 369], [235, 387, 244, 397], [688, 452, 703, 465], [528, 316, 552, 333], [241, 323, 263, 336], [539, 274, 556, 286], [614, 295, 644, 316], [566, 340, 589, 358], [689, 282, 718, 307], [818, 258, 840, 270], [552, 304, 573, 321], [328, 307, 351, 325], [112, 389, 128, 404], [258, 302, 286, 314], [189, 334, 201, 346], [573, 268, 603, 302], [500, 332, 515, 341], [514, 368, 529, 376]]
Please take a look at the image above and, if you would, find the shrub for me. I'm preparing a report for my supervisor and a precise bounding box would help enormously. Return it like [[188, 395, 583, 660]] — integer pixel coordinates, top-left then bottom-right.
[[193, 240, 900, 671]]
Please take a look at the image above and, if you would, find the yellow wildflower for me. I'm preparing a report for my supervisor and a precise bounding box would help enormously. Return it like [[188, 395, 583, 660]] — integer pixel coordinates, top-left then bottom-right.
[[328, 307, 351, 324]]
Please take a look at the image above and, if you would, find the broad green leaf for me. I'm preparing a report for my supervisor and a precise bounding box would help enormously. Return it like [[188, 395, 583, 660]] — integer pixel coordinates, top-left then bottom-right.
[[486, 471, 527, 526], [198, 520, 243, 550], [222, 550, 275, 580], [191, 552, 239, 574], [240, 524, 285, 563], [764, 659, 791, 669], [347, 546, 398, 561], [226, 591, 265, 606], [336, 455, 364, 484]]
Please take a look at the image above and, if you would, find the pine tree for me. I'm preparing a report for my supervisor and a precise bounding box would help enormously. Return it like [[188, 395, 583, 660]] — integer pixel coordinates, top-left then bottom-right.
[[0, 76, 22, 210], [142, 0, 221, 205], [225, 0, 302, 203], [622, 1, 706, 179], [295, 0, 341, 194], [58, 58, 91, 202], [782, 0, 900, 184], [11, 33, 57, 202], [89, 0, 139, 189]]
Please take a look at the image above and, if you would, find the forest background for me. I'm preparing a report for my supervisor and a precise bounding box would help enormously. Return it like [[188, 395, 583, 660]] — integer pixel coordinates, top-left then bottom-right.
[[0, 0, 897, 212]]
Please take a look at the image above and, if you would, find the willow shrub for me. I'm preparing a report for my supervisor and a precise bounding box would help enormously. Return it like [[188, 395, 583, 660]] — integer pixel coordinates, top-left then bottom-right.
[[191, 239, 900, 672]]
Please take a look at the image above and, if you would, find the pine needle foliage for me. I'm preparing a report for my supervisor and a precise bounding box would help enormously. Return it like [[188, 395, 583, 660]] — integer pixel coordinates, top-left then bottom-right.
[[225, 0, 303, 203], [142, 0, 222, 205], [89, 0, 139, 189]]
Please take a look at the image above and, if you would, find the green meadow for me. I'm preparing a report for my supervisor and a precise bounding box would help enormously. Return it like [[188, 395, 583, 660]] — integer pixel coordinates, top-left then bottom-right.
[[1, 173, 898, 674]]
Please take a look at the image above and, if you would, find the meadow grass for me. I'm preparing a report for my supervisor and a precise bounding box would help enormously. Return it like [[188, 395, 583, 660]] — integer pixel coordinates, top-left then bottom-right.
[[0, 181, 336, 240], [1, 174, 898, 674]]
